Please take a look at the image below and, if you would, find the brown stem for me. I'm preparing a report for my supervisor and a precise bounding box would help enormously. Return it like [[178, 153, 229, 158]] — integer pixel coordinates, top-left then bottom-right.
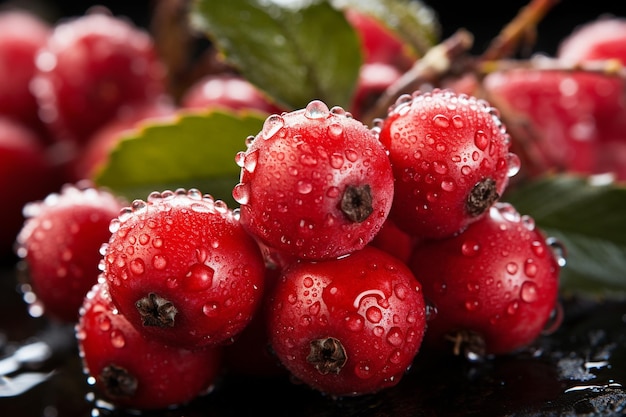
[[361, 29, 475, 127]]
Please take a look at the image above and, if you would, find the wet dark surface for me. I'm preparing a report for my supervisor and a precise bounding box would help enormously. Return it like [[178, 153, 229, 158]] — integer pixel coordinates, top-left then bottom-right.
[[1, 259, 626, 417]]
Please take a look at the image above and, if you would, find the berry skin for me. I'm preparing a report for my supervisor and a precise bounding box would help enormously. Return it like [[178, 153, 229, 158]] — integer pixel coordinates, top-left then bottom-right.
[[15, 181, 126, 322], [0, 117, 58, 257], [102, 188, 266, 349], [180, 73, 286, 115], [267, 246, 427, 397], [33, 11, 167, 145], [0, 10, 51, 139], [483, 68, 626, 179], [557, 16, 626, 65], [408, 202, 562, 357], [378, 88, 518, 240], [77, 281, 222, 410], [350, 62, 402, 121], [234, 100, 394, 260]]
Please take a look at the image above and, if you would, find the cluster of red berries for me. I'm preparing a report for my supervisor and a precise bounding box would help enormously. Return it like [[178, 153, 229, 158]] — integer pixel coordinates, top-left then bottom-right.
[[7, 4, 571, 413]]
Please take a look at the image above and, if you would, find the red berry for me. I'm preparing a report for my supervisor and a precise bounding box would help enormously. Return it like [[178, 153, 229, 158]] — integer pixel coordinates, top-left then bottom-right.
[[102, 188, 266, 349], [378, 88, 518, 239], [408, 202, 563, 357], [483, 68, 626, 179], [234, 100, 394, 260], [15, 181, 125, 321], [267, 246, 427, 396], [77, 281, 222, 410], [368, 218, 419, 264], [0, 117, 57, 256], [33, 11, 167, 145], [557, 16, 626, 65], [181, 73, 285, 115]]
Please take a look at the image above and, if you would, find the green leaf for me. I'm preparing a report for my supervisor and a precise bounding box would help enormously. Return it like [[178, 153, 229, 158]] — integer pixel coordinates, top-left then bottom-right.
[[94, 110, 266, 207], [191, 0, 362, 110], [331, 0, 441, 57], [504, 174, 626, 298]]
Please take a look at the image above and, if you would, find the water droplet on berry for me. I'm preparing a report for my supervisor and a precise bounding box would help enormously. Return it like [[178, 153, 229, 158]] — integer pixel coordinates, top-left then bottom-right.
[[328, 123, 343, 138], [297, 180, 313, 194], [452, 115, 464, 128], [110, 330, 126, 348], [461, 240, 481, 256], [345, 149, 358, 162], [440, 179, 455, 192], [354, 362, 373, 379], [304, 100, 330, 119], [232, 182, 250, 205], [129, 258, 145, 275], [433, 160, 448, 174], [465, 298, 480, 311], [433, 114, 450, 128], [542, 301, 564, 335], [244, 149, 259, 173], [98, 315, 112, 332], [152, 255, 167, 270], [506, 300, 519, 315], [474, 130, 489, 150], [546, 237, 567, 267], [520, 281, 538, 303], [261, 114, 284, 139], [365, 306, 382, 323], [386, 327, 404, 347], [506, 262, 518, 275], [185, 264, 215, 291], [507, 152, 521, 177], [524, 259, 538, 277], [329, 153, 344, 169], [202, 302, 219, 317], [531, 240, 546, 257]]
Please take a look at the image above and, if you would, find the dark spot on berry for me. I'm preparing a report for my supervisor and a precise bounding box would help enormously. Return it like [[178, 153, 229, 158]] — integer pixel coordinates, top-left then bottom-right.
[[341, 184, 373, 223], [136, 292, 178, 328], [100, 364, 138, 398], [307, 337, 347, 375], [466, 178, 499, 217]]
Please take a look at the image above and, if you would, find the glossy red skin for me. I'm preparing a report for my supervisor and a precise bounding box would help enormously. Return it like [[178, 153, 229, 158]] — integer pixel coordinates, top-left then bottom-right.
[[0, 117, 57, 256], [77, 281, 222, 410], [181, 73, 286, 115], [103, 189, 266, 349], [234, 100, 394, 260], [16, 182, 125, 322], [0, 11, 51, 140], [558, 17, 626, 65], [267, 246, 426, 397], [368, 218, 419, 264], [33, 12, 167, 145], [379, 89, 514, 240], [484, 69, 626, 179], [409, 203, 561, 356]]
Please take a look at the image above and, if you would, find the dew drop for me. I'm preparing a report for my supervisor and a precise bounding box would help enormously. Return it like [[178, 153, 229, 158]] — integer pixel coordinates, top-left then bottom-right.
[[440, 179, 456, 192], [507, 152, 521, 177], [297, 180, 313, 194], [261, 114, 284, 139], [345, 313, 364, 332], [304, 100, 330, 119], [474, 130, 489, 150], [129, 258, 145, 275], [244, 149, 259, 173], [152, 255, 167, 270], [465, 298, 480, 311], [110, 330, 126, 348], [202, 302, 219, 317], [506, 262, 519, 275], [546, 237, 567, 267], [452, 115, 464, 128], [433, 114, 450, 128], [461, 240, 480, 257], [185, 264, 215, 291], [365, 306, 383, 323], [506, 300, 519, 315], [232, 182, 251, 205], [531, 240, 546, 257], [520, 281, 538, 303], [328, 123, 343, 138], [329, 153, 344, 169], [354, 362, 373, 379], [386, 327, 404, 346], [524, 259, 538, 278]]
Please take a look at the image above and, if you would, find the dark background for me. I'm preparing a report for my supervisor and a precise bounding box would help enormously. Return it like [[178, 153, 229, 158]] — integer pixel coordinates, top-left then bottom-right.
[[1, 0, 626, 56]]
